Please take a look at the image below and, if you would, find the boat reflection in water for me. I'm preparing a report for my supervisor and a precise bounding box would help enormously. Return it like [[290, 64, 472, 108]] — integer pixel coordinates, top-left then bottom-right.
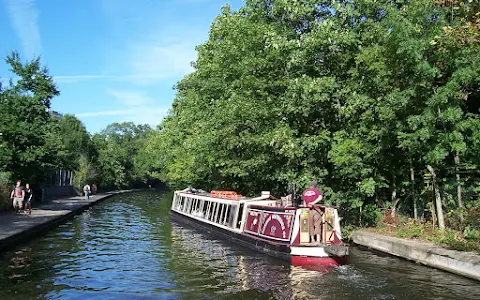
[[170, 222, 346, 299]]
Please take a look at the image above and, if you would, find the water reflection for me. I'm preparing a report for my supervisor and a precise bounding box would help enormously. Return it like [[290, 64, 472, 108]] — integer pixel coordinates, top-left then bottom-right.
[[169, 221, 346, 299]]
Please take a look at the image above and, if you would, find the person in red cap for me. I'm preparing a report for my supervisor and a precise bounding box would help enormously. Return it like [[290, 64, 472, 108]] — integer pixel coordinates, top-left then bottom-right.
[[301, 181, 324, 243]]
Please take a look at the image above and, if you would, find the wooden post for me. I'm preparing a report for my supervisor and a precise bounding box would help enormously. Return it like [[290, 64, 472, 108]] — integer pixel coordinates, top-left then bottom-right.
[[454, 152, 464, 222], [410, 162, 417, 220]]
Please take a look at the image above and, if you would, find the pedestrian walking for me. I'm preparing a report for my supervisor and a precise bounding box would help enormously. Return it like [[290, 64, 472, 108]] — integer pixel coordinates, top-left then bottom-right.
[[83, 184, 91, 200], [24, 183, 33, 215], [10, 180, 25, 214]]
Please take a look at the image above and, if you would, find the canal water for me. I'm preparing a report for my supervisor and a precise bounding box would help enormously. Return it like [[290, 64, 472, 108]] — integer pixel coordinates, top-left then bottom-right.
[[1, 191, 479, 300]]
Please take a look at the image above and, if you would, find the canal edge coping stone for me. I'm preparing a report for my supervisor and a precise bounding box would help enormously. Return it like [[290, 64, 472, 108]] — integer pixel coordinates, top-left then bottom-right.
[[352, 230, 480, 281]]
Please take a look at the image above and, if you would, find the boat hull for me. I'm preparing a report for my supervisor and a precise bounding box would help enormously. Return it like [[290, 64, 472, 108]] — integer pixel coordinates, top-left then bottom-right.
[[170, 209, 346, 268]]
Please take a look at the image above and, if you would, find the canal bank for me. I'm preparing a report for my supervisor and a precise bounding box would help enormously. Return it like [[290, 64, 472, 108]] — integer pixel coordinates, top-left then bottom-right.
[[0, 191, 123, 253], [352, 230, 480, 281]]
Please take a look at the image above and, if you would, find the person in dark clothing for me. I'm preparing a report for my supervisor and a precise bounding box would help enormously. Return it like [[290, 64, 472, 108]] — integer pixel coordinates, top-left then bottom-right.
[[24, 183, 33, 215]]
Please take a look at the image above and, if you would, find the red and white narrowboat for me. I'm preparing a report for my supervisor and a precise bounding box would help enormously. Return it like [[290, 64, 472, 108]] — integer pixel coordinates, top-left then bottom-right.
[[170, 188, 348, 269]]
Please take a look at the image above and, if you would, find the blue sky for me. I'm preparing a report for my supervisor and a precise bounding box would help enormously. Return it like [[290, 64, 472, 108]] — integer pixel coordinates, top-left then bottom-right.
[[0, 0, 243, 133]]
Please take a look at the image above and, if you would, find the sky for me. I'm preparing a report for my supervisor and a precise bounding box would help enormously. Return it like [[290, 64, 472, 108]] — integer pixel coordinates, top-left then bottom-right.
[[0, 0, 244, 133]]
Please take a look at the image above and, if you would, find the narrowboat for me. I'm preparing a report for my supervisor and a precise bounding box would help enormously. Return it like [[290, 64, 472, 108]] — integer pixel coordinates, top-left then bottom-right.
[[170, 188, 348, 269]]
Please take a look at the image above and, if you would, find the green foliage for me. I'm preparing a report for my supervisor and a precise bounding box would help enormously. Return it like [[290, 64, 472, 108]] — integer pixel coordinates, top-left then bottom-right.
[[0, 51, 62, 183], [0, 172, 12, 210], [92, 122, 154, 190], [375, 218, 479, 253], [361, 204, 383, 227], [140, 1, 480, 230], [463, 225, 480, 240], [395, 222, 425, 239], [57, 114, 96, 170], [72, 155, 98, 191]]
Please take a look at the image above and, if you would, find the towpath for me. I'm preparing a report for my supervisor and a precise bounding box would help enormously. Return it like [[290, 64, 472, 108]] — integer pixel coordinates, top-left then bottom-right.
[[0, 192, 117, 252]]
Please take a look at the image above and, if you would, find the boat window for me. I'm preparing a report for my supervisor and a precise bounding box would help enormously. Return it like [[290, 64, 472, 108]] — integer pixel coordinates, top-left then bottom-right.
[[186, 197, 192, 213], [207, 202, 211, 220], [195, 199, 200, 212], [187, 197, 192, 213], [173, 194, 178, 208], [200, 200, 206, 214], [209, 201, 214, 219], [197, 200, 204, 217], [191, 198, 197, 214], [204, 201, 210, 219], [223, 204, 230, 225], [184, 197, 190, 212], [210, 203, 216, 221], [212, 203, 218, 222], [214, 203, 220, 222], [189, 197, 194, 213], [227, 205, 237, 227], [217, 203, 224, 224], [177, 196, 184, 210], [173, 194, 177, 207], [236, 204, 244, 229]]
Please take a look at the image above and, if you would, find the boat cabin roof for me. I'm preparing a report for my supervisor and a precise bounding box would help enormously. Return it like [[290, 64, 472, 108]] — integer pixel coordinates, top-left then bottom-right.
[[175, 188, 339, 212], [176, 189, 273, 205]]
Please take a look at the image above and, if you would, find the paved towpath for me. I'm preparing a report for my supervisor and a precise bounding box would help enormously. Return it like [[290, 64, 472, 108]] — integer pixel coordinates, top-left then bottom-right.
[[0, 192, 117, 252]]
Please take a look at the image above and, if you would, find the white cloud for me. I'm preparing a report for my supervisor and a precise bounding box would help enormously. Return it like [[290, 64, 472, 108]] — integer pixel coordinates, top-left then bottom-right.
[[106, 89, 154, 106], [53, 38, 200, 85], [76, 89, 169, 128], [53, 75, 113, 83], [76, 107, 168, 127], [76, 109, 136, 118], [128, 41, 197, 84], [3, 0, 41, 59], [99, 0, 208, 86]]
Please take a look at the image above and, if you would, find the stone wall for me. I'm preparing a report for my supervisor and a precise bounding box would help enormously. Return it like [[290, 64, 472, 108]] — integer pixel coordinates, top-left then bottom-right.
[[352, 230, 480, 281]]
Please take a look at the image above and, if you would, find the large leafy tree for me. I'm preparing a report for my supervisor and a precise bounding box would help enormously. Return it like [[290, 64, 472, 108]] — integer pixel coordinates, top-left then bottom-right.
[[147, 0, 479, 228], [0, 51, 61, 182]]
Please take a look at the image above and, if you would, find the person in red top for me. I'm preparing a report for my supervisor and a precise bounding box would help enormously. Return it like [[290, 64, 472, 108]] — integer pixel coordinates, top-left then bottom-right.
[[10, 180, 25, 214], [301, 181, 324, 243]]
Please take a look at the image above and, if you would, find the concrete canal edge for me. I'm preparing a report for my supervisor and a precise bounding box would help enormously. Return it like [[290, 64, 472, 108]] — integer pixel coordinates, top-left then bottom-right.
[[0, 191, 125, 253], [352, 230, 480, 281]]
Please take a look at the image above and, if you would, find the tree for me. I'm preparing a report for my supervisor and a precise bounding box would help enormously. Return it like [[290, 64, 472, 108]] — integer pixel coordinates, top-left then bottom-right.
[[92, 122, 154, 189], [146, 0, 480, 229], [0, 51, 61, 183]]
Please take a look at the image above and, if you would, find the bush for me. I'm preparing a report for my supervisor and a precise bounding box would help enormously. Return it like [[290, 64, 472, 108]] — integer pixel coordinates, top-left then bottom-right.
[[0, 172, 13, 211], [362, 204, 383, 227], [463, 226, 480, 240], [445, 205, 480, 233]]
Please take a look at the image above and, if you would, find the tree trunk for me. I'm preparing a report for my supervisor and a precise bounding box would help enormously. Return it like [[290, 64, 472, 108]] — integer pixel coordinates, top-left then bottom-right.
[[410, 160, 417, 220], [426, 165, 445, 231], [454, 152, 464, 222], [390, 176, 400, 217], [359, 206, 362, 226]]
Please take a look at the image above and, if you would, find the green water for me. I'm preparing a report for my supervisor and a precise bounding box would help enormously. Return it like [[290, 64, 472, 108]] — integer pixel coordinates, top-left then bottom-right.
[[1, 190, 479, 299]]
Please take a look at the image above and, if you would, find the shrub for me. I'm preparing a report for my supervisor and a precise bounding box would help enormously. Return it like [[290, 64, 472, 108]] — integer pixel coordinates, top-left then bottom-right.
[[463, 226, 480, 240], [362, 204, 383, 227], [0, 172, 13, 211]]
